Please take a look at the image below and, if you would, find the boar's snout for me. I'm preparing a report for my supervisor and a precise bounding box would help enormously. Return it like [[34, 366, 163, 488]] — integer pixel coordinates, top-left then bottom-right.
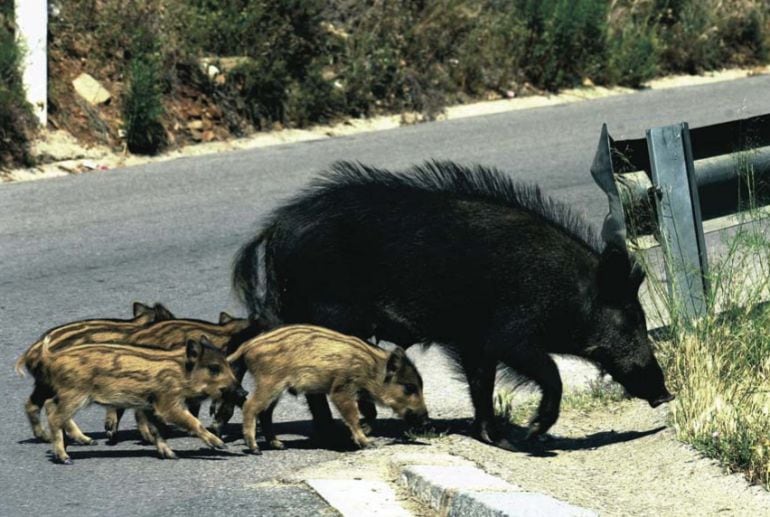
[[222, 385, 248, 406], [404, 409, 429, 427], [649, 391, 675, 408]]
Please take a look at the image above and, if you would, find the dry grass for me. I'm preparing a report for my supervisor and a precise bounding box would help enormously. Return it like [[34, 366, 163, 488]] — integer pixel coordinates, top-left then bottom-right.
[[648, 218, 770, 489]]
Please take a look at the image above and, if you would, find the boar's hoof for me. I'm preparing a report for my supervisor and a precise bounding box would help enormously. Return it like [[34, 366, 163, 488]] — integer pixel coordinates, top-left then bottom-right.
[[158, 449, 178, 460], [248, 447, 263, 456], [106, 433, 119, 445], [34, 430, 51, 443], [56, 457, 73, 465]]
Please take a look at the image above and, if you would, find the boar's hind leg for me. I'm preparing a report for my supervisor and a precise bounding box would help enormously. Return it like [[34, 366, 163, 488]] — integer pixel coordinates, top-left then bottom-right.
[[25, 382, 54, 442], [104, 407, 125, 444], [258, 400, 284, 450], [461, 354, 504, 445], [502, 352, 562, 440], [44, 393, 89, 464]]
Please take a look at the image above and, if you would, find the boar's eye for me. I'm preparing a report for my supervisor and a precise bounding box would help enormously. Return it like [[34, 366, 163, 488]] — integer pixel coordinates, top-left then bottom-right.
[[403, 383, 418, 395], [208, 364, 221, 376]]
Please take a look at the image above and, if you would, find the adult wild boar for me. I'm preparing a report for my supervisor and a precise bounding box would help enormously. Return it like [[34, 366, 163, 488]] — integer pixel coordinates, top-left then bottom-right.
[[232, 161, 674, 448]]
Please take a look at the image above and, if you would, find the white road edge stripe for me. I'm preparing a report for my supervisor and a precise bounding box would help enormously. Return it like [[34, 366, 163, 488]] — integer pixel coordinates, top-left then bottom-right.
[[306, 479, 413, 517]]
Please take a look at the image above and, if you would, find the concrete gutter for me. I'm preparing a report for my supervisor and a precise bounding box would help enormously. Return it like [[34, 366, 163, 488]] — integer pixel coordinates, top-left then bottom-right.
[[390, 453, 597, 517]]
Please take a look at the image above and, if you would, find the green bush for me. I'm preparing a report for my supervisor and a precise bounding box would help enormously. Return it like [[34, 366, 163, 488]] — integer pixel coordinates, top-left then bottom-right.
[[607, 19, 661, 87], [45, 0, 770, 155], [516, 0, 609, 91], [0, 12, 36, 168], [123, 54, 166, 154]]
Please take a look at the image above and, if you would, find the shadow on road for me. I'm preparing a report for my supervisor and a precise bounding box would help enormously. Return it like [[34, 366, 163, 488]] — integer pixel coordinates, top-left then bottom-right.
[[49, 446, 242, 464]]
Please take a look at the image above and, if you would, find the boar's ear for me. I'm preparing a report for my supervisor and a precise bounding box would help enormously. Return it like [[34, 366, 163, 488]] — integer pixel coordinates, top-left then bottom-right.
[[219, 312, 235, 325], [133, 302, 152, 318], [597, 243, 632, 303], [199, 335, 214, 351], [385, 347, 406, 382], [153, 303, 175, 321], [186, 339, 203, 365]]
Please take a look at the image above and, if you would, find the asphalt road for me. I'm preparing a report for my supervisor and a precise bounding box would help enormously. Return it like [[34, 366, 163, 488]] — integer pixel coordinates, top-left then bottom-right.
[[2, 75, 770, 516]]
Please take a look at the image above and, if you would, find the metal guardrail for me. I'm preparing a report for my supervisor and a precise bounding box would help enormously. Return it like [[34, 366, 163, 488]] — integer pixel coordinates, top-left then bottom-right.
[[591, 114, 770, 321]]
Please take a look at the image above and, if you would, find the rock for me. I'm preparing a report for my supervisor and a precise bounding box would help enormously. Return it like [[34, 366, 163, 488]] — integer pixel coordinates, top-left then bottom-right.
[[72, 73, 111, 105], [582, 77, 595, 87], [187, 120, 204, 131], [202, 130, 216, 142]]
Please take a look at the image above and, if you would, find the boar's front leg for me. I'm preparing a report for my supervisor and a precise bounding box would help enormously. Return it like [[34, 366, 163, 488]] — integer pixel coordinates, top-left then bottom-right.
[[140, 410, 177, 459], [502, 351, 563, 440], [154, 402, 226, 451], [329, 389, 370, 449]]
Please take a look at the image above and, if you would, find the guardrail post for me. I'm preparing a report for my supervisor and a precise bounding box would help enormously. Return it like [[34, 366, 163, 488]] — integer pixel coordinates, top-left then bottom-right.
[[647, 123, 709, 321], [14, 0, 48, 126]]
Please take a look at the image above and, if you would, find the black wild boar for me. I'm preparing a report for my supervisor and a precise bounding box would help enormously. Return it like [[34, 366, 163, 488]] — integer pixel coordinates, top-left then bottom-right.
[[232, 161, 674, 448], [226, 325, 428, 454], [40, 336, 236, 464], [14, 302, 174, 442]]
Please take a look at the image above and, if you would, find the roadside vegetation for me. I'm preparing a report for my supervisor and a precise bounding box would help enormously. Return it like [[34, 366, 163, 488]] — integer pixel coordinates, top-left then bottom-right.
[[0, 4, 36, 168], [643, 211, 770, 489], [3, 0, 758, 162]]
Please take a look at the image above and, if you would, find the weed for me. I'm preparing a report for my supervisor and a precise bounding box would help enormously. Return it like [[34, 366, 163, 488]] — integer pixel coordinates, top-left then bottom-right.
[[123, 54, 166, 154], [0, 9, 36, 168]]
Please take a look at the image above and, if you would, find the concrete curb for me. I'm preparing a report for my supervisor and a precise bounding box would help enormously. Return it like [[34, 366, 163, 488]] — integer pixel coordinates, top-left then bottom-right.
[[392, 454, 597, 517]]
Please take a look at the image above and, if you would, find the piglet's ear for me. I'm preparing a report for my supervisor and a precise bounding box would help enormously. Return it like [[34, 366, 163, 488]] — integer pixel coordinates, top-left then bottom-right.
[[186, 339, 203, 363], [597, 243, 632, 303], [199, 335, 214, 349], [133, 302, 152, 318], [153, 303, 175, 321], [386, 347, 406, 377]]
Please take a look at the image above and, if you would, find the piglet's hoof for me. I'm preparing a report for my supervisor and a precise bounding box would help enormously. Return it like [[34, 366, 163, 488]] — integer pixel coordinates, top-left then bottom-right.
[[57, 457, 73, 465], [268, 439, 285, 450], [248, 448, 263, 455]]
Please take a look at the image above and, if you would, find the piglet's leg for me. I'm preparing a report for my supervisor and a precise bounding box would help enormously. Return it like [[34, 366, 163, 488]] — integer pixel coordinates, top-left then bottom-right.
[[134, 410, 156, 444], [64, 419, 94, 445], [25, 383, 53, 442], [329, 391, 370, 448], [141, 411, 177, 460], [45, 394, 89, 464], [104, 407, 124, 444], [242, 385, 282, 455], [154, 403, 226, 450]]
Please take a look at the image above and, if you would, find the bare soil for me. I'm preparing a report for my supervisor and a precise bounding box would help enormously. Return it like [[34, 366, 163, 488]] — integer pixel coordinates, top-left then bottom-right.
[[435, 400, 770, 516]]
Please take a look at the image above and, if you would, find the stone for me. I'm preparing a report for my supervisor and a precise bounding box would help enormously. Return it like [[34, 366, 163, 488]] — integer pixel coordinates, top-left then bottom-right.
[[72, 73, 111, 105]]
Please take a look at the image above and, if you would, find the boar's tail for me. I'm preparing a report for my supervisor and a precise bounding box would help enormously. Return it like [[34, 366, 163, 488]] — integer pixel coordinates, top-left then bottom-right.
[[39, 335, 53, 364], [232, 228, 281, 324], [226, 340, 250, 364], [14, 349, 29, 377]]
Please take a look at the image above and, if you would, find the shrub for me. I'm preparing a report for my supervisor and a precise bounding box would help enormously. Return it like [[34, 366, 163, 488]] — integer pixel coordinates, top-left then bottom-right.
[[0, 10, 36, 168], [123, 54, 166, 154], [516, 0, 609, 91], [606, 19, 661, 87]]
